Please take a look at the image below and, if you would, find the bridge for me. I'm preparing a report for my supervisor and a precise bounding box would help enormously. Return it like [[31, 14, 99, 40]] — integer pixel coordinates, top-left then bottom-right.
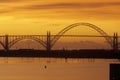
[[0, 22, 120, 51]]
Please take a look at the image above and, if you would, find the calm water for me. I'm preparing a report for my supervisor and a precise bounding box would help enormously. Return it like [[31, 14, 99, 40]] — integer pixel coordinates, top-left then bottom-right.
[[0, 57, 120, 80]]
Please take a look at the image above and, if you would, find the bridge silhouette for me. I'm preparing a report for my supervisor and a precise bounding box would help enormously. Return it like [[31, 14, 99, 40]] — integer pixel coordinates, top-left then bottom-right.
[[0, 22, 120, 59], [0, 22, 119, 51]]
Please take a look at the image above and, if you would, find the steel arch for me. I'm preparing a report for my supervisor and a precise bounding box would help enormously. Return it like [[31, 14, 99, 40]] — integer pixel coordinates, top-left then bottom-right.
[[51, 22, 113, 48], [0, 41, 6, 49], [9, 37, 46, 49]]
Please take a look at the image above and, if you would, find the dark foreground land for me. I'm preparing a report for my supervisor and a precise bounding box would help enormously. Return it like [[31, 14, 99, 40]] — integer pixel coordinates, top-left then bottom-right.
[[0, 49, 120, 59]]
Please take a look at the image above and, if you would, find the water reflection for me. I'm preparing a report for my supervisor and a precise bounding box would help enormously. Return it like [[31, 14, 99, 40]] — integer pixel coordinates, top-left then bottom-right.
[[0, 57, 120, 64], [0, 57, 120, 80]]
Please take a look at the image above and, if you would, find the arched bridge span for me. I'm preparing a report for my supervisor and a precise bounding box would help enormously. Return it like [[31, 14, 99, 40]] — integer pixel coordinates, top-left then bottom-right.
[[0, 35, 47, 50], [0, 22, 118, 51], [51, 22, 113, 48], [9, 36, 46, 48]]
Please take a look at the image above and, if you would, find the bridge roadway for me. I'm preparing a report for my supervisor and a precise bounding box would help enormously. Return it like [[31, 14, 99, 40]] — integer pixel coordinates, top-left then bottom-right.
[[0, 34, 119, 51], [0, 49, 120, 59], [2, 34, 120, 37]]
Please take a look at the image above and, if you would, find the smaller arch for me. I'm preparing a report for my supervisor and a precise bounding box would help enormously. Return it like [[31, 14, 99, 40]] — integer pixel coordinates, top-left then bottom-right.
[[9, 37, 47, 49], [0, 41, 6, 49]]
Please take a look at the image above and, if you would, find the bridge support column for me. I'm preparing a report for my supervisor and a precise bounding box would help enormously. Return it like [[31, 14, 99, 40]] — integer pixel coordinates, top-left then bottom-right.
[[113, 32, 118, 52], [46, 31, 51, 52], [5, 34, 9, 51]]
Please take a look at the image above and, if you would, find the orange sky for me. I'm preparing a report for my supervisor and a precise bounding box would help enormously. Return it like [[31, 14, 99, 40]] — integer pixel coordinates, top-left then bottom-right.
[[0, 0, 120, 35], [0, 1, 119, 80]]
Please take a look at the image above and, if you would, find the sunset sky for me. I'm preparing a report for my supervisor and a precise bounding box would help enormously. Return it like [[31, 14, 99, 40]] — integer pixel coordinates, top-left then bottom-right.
[[0, 0, 120, 49], [0, 0, 120, 35], [0, 1, 119, 80]]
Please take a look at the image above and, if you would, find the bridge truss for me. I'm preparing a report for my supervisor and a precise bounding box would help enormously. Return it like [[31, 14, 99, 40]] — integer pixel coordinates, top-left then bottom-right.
[[0, 22, 119, 51]]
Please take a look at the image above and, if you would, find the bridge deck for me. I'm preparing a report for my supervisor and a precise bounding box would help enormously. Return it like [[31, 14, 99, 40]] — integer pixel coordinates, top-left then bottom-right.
[[0, 50, 120, 59]]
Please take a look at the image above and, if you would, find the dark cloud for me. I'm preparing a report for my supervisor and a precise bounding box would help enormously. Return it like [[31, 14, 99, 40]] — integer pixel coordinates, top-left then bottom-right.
[[0, 10, 12, 14], [0, 0, 21, 2], [0, 2, 120, 18], [18, 2, 120, 10]]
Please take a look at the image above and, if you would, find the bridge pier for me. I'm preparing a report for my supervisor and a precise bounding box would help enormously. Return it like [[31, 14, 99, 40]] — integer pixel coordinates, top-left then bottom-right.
[[113, 32, 118, 52], [5, 34, 9, 51], [46, 31, 51, 52]]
